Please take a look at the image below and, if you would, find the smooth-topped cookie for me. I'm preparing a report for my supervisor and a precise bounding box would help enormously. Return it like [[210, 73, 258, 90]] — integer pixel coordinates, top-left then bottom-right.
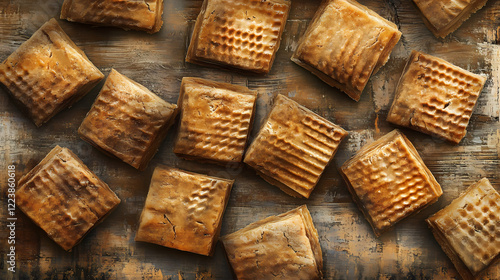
[[0, 18, 104, 127], [221, 205, 323, 279], [291, 0, 401, 101], [244, 94, 347, 198], [174, 77, 257, 165], [16, 146, 121, 251], [78, 69, 178, 170], [61, 0, 164, 33], [186, 0, 291, 74], [135, 166, 233, 256], [341, 130, 443, 237], [387, 51, 486, 144], [427, 178, 500, 280]]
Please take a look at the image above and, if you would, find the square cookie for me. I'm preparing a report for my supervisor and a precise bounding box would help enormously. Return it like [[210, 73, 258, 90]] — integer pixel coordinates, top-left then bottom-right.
[[0, 18, 104, 127], [244, 94, 347, 198], [135, 166, 233, 256], [221, 205, 323, 279], [387, 51, 486, 144], [174, 77, 257, 165], [291, 0, 401, 101], [61, 0, 164, 33], [78, 69, 178, 170], [413, 0, 489, 38], [340, 129, 442, 237], [16, 146, 121, 251], [427, 178, 500, 280], [186, 0, 291, 74]]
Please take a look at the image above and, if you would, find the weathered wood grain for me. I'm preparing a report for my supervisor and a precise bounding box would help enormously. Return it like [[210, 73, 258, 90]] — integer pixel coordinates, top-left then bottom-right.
[[1, 0, 499, 279]]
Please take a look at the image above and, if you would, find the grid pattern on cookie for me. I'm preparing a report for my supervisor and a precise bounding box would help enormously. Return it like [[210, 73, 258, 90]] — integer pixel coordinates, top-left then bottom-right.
[[80, 79, 173, 166], [295, 0, 398, 92], [16, 149, 119, 250], [192, 0, 289, 72], [62, 0, 159, 29], [432, 182, 500, 275], [175, 86, 255, 163], [343, 136, 439, 233], [245, 96, 346, 197], [137, 167, 232, 255], [0, 25, 98, 126], [388, 52, 485, 143]]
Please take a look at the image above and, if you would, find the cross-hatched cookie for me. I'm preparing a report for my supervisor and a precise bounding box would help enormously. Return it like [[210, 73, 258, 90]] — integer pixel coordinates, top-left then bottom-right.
[[413, 0, 489, 38], [0, 18, 104, 127], [387, 51, 486, 144], [186, 0, 291, 74], [221, 205, 323, 279], [135, 166, 233, 256], [244, 94, 348, 198], [78, 69, 178, 170], [341, 129, 443, 237], [60, 0, 164, 33], [427, 178, 500, 280], [174, 77, 257, 165], [15, 146, 121, 251], [291, 0, 401, 101]]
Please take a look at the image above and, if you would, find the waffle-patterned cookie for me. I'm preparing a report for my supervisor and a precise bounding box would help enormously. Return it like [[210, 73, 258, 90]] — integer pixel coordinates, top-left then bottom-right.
[[186, 0, 291, 74], [174, 77, 257, 165], [387, 51, 486, 144], [244, 94, 347, 198], [413, 0, 489, 38], [221, 205, 323, 280], [0, 18, 104, 127], [291, 0, 401, 101], [427, 178, 500, 280], [60, 0, 164, 33], [135, 166, 233, 256], [16, 146, 121, 251], [341, 130, 442, 237], [78, 69, 178, 170]]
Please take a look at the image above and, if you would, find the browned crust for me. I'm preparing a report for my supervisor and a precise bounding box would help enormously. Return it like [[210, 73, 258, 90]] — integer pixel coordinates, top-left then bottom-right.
[[412, 0, 490, 38], [291, 0, 401, 101], [186, 0, 291, 74], [78, 69, 178, 170], [387, 50, 486, 144], [221, 205, 323, 279], [60, 0, 164, 33], [340, 130, 442, 237], [135, 165, 234, 256], [244, 94, 348, 198], [16, 145, 120, 251], [173, 77, 258, 165], [0, 18, 104, 126]]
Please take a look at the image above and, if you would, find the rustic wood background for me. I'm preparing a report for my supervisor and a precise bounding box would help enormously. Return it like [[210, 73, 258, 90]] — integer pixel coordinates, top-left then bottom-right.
[[1, 0, 499, 279]]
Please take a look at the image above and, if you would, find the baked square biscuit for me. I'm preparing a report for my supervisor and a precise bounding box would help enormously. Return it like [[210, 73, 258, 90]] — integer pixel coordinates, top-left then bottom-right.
[[15, 146, 121, 251], [244, 94, 347, 198], [427, 178, 500, 280], [413, 0, 489, 38], [61, 0, 164, 33], [174, 77, 257, 165], [340, 129, 442, 237], [387, 51, 486, 144], [135, 166, 233, 256], [291, 0, 401, 101], [78, 69, 178, 170], [221, 205, 323, 280], [0, 18, 104, 127], [186, 0, 291, 74]]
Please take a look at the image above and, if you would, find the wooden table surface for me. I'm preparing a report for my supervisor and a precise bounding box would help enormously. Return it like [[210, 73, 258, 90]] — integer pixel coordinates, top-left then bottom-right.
[[1, 0, 499, 279]]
